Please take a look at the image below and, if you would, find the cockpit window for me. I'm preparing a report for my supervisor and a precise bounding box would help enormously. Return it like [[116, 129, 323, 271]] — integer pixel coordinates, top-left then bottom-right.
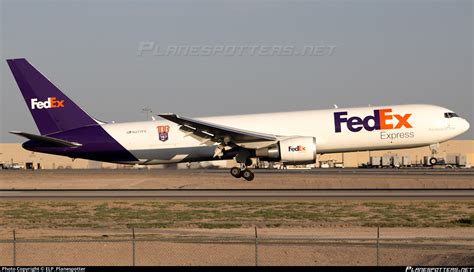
[[444, 112, 459, 118]]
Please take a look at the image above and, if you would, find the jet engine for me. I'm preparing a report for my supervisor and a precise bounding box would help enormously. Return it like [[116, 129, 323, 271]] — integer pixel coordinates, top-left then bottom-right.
[[255, 136, 316, 165]]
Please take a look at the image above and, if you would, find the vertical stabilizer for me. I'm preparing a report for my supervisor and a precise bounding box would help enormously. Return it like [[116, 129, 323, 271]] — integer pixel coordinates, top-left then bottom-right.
[[6, 58, 97, 135]]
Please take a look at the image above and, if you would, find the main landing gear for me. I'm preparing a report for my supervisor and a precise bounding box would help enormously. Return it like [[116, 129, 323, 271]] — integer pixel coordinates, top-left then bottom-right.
[[230, 148, 255, 181], [230, 165, 254, 181]]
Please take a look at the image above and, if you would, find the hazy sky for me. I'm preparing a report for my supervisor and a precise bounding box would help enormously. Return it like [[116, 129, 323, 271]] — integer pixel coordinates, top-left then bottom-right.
[[1, 0, 472, 142]]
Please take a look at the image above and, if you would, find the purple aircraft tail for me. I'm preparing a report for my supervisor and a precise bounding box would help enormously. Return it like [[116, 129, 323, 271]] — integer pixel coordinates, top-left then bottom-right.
[[6, 58, 98, 135]]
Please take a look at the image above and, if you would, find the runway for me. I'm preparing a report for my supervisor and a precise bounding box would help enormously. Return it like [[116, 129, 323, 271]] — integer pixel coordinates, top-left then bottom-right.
[[1, 189, 472, 200]]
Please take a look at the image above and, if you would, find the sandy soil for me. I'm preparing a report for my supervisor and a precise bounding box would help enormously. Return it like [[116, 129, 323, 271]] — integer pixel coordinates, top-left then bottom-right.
[[1, 241, 472, 266], [1, 227, 473, 266], [2, 226, 474, 240]]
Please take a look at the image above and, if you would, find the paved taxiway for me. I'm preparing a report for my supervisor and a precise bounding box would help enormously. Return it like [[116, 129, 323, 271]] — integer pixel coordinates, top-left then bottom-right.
[[1, 189, 473, 200]]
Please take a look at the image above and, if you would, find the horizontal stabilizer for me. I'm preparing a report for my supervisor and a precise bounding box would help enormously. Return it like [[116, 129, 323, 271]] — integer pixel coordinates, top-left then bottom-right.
[[9, 131, 82, 148]]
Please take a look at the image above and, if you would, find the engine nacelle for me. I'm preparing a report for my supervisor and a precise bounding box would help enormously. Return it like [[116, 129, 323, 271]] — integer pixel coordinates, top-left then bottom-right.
[[256, 136, 317, 165]]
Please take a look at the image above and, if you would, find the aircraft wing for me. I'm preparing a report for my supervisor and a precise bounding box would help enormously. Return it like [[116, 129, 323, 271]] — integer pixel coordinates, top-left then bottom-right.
[[158, 113, 277, 147], [9, 131, 82, 148]]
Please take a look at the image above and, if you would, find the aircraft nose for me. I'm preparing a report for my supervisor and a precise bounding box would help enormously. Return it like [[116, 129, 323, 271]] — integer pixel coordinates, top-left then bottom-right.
[[460, 118, 470, 133]]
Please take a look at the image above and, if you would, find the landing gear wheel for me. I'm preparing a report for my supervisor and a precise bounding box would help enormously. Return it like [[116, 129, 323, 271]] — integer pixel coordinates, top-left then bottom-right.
[[242, 169, 254, 181], [230, 167, 242, 178], [429, 157, 437, 165]]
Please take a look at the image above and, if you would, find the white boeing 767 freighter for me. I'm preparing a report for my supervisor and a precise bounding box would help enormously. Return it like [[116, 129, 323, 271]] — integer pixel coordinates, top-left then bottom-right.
[[7, 58, 470, 180]]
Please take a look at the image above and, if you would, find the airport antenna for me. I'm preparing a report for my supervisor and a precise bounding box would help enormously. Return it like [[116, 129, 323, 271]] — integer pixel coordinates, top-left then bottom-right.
[[141, 108, 153, 120]]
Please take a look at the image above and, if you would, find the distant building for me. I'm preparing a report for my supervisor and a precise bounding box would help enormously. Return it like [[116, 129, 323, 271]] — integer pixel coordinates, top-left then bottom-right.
[[317, 140, 473, 168], [0, 140, 472, 169]]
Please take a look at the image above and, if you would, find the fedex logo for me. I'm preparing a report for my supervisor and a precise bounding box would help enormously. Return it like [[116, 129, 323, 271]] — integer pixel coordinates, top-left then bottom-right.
[[288, 145, 306, 152], [30, 97, 65, 110], [334, 108, 412, 133]]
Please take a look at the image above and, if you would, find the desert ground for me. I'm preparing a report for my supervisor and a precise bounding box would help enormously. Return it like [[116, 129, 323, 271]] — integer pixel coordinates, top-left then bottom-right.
[[0, 169, 472, 266]]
